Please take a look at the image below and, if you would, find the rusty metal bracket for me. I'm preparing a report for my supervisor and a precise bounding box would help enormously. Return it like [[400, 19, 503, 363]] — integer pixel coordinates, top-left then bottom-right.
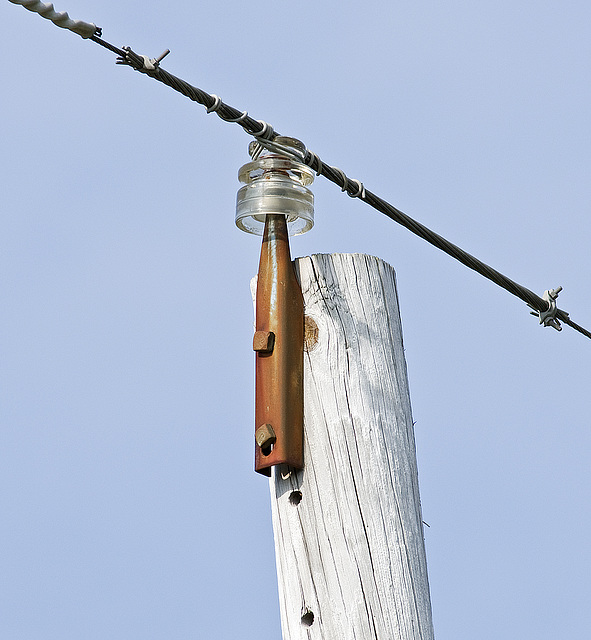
[[253, 214, 304, 476]]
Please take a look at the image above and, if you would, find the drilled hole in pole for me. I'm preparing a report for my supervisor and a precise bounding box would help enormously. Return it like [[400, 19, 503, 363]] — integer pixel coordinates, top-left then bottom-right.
[[289, 490, 303, 506], [301, 610, 314, 627]]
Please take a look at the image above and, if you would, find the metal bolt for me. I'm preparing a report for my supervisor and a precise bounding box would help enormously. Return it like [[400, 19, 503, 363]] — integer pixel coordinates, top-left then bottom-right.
[[154, 49, 171, 65], [253, 330, 275, 353], [255, 423, 277, 449]]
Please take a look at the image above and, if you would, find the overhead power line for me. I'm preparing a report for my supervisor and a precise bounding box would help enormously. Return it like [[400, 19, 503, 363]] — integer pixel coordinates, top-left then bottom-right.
[[7, 0, 100, 38], [7, 2, 591, 340]]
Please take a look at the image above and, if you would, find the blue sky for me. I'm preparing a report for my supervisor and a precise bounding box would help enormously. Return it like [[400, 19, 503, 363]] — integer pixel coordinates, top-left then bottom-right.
[[2, 1, 590, 638]]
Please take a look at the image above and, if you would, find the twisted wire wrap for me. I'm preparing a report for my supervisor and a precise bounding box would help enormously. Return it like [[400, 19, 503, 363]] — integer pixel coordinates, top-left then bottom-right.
[[8, 0, 99, 38]]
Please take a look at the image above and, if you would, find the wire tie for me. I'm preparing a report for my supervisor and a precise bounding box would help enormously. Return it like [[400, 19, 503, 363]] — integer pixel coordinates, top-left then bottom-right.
[[305, 151, 323, 177], [250, 138, 273, 159], [314, 154, 323, 177], [252, 120, 274, 140], [256, 138, 305, 163], [250, 141, 264, 160], [223, 110, 249, 124], [206, 94, 222, 114], [348, 179, 366, 199], [332, 166, 348, 192]]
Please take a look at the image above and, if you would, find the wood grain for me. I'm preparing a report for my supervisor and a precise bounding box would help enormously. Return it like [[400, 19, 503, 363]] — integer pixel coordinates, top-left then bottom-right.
[[268, 253, 434, 640]]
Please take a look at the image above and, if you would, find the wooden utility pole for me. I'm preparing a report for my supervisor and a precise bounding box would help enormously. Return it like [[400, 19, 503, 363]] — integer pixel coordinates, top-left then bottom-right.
[[243, 137, 433, 639], [262, 253, 435, 640]]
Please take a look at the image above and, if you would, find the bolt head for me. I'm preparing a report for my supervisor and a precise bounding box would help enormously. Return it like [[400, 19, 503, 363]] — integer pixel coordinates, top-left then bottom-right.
[[253, 330, 275, 353], [255, 423, 277, 448]]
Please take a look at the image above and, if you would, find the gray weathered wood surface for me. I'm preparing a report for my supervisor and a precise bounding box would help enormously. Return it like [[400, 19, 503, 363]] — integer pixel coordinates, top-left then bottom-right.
[[266, 253, 434, 640]]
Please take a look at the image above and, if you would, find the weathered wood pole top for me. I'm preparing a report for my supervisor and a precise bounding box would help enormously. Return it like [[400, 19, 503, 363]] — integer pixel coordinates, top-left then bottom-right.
[[267, 253, 434, 640]]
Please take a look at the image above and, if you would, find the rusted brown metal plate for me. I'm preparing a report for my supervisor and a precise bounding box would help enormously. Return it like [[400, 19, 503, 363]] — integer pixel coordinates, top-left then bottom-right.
[[254, 214, 304, 475]]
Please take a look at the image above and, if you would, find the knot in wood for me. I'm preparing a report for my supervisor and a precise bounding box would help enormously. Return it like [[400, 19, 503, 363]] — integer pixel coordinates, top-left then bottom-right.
[[304, 316, 319, 352]]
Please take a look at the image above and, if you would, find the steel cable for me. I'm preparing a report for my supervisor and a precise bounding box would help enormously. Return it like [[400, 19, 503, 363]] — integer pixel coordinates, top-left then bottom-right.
[[91, 38, 274, 139], [10, 21, 587, 341], [87, 38, 591, 339]]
